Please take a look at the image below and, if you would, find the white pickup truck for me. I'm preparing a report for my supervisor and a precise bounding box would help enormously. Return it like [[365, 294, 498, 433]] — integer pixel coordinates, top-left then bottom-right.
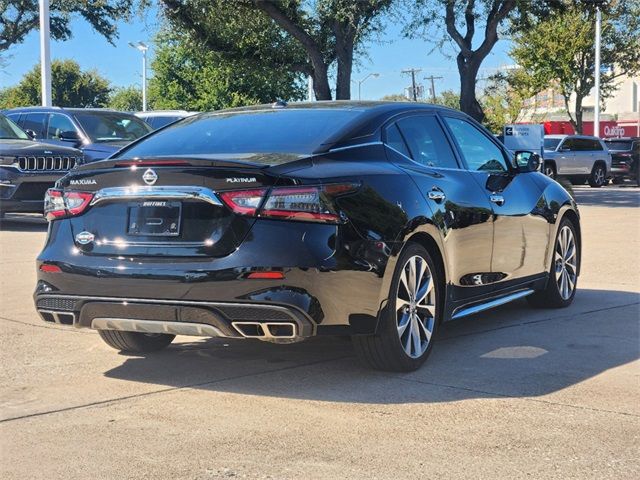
[[543, 134, 611, 187]]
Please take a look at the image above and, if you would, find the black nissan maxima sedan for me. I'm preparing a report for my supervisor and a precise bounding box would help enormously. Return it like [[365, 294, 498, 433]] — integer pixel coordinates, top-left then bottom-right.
[[34, 102, 581, 372]]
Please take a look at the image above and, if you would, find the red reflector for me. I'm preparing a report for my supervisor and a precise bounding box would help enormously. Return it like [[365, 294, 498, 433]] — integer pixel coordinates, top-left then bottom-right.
[[40, 264, 62, 273], [246, 271, 285, 279]]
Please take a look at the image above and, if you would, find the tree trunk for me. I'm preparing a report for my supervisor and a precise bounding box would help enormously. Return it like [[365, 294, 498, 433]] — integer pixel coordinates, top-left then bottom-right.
[[574, 95, 583, 134], [457, 54, 484, 122], [334, 25, 354, 100], [312, 64, 332, 100]]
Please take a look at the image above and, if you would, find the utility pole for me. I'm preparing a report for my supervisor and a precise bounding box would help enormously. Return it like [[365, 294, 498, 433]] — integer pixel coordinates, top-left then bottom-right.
[[424, 75, 443, 103], [593, 4, 602, 137], [39, 0, 52, 106], [402, 68, 422, 101]]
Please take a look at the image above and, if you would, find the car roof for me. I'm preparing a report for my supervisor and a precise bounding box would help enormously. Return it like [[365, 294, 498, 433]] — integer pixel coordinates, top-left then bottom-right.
[[136, 110, 197, 117], [5, 106, 137, 116], [604, 137, 639, 141]]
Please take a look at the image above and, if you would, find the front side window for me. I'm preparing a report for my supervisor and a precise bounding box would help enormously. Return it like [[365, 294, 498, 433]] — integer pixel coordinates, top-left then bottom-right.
[[73, 112, 152, 143], [396, 116, 458, 169], [544, 138, 562, 151], [22, 113, 47, 137], [589, 139, 603, 151], [47, 113, 77, 140], [443, 117, 508, 172], [0, 115, 29, 140]]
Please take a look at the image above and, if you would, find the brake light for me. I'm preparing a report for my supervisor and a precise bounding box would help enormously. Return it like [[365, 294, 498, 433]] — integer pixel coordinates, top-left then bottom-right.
[[44, 189, 93, 221], [219, 184, 358, 224], [39, 264, 62, 273], [246, 271, 285, 279], [219, 189, 267, 216]]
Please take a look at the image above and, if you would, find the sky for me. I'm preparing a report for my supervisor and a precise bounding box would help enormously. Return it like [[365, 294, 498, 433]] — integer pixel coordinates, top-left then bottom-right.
[[0, 5, 515, 102]]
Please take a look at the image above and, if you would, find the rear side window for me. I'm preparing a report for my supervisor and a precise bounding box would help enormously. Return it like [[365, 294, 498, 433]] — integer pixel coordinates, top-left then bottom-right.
[[589, 139, 603, 150], [443, 117, 508, 172], [22, 113, 47, 138], [118, 109, 361, 157], [396, 116, 458, 169], [384, 123, 411, 157]]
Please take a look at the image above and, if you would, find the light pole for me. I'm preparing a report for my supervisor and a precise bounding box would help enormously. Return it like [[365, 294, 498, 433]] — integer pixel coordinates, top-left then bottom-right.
[[357, 73, 379, 101], [593, 4, 602, 137], [129, 41, 149, 112], [39, 0, 52, 106]]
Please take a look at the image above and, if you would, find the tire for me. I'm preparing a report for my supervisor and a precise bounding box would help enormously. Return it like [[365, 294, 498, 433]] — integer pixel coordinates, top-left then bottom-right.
[[588, 163, 606, 188], [352, 242, 441, 372], [97, 329, 175, 353], [544, 162, 556, 179], [611, 177, 624, 185], [527, 218, 579, 309]]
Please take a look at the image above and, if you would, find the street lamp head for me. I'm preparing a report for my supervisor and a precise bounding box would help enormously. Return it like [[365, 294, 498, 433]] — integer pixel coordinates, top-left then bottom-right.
[[128, 41, 148, 52]]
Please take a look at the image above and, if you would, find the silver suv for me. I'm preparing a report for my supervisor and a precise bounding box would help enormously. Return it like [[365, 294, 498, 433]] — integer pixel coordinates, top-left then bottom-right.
[[543, 135, 611, 187]]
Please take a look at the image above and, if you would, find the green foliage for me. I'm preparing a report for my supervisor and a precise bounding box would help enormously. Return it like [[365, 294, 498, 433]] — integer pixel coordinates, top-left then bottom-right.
[[108, 86, 143, 112], [147, 30, 306, 111], [0, 1, 145, 51], [380, 93, 409, 102], [481, 70, 534, 134], [0, 59, 111, 108], [509, 1, 640, 133], [431, 90, 460, 110]]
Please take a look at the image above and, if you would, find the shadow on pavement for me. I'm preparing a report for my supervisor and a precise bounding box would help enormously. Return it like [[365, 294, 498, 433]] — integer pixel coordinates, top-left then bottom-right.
[[0, 214, 48, 232], [572, 187, 640, 208], [103, 288, 639, 404]]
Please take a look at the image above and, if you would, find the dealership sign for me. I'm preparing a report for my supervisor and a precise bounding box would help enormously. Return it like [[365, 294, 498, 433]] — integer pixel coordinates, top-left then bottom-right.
[[503, 124, 544, 155]]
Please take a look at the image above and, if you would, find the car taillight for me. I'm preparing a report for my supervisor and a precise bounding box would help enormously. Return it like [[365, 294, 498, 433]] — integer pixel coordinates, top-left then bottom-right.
[[219, 184, 358, 224], [44, 189, 94, 221]]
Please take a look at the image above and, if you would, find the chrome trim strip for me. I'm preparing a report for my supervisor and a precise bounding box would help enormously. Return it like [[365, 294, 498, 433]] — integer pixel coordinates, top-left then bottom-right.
[[90, 186, 223, 206], [327, 141, 384, 153], [451, 289, 534, 320], [91, 318, 228, 337]]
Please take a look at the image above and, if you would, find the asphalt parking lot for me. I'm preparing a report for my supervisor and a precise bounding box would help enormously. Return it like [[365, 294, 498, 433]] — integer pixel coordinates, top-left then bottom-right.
[[1, 184, 638, 480]]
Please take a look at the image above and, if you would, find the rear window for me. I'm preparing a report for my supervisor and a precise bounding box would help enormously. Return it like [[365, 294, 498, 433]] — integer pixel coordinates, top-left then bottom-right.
[[117, 109, 361, 158], [604, 140, 632, 151], [73, 112, 152, 143]]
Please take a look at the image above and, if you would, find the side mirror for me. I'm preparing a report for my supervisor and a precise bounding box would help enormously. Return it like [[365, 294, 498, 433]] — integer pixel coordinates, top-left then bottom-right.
[[24, 129, 37, 139], [514, 151, 541, 173], [59, 130, 81, 142]]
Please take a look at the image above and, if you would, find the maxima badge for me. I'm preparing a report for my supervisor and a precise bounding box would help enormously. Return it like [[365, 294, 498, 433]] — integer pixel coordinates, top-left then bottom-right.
[[142, 168, 158, 185], [75, 231, 95, 245]]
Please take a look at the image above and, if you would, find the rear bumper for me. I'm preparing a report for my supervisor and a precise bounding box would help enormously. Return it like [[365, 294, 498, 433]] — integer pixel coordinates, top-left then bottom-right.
[[34, 294, 315, 342], [34, 218, 390, 335]]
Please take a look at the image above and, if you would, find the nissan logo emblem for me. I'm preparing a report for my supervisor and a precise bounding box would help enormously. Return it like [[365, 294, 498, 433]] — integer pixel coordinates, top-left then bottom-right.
[[75, 231, 95, 245], [142, 168, 158, 185]]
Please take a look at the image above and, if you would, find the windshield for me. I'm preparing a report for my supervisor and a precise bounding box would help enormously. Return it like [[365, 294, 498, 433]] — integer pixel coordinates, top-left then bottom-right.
[[73, 112, 152, 143], [544, 138, 562, 151], [117, 109, 362, 158], [604, 140, 632, 151], [0, 115, 30, 140]]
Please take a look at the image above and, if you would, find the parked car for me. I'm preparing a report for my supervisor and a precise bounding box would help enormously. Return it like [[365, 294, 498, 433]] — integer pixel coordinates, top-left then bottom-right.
[[135, 110, 198, 130], [0, 114, 83, 217], [5, 107, 152, 163], [604, 137, 639, 186], [543, 134, 611, 187], [34, 102, 580, 372]]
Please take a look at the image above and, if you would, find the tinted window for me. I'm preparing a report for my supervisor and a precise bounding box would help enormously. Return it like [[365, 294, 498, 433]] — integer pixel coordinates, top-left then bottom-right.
[[443, 117, 508, 172], [604, 140, 632, 151], [0, 115, 29, 140], [151, 116, 181, 129], [572, 138, 596, 151], [589, 139, 603, 150], [384, 123, 410, 157], [396, 116, 458, 169], [22, 113, 47, 137], [47, 113, 76, 140], [560, 138, 576, 151], [73, 112, 152, 143], [118, 109, 361, 158], [544, 138, 562, 151]]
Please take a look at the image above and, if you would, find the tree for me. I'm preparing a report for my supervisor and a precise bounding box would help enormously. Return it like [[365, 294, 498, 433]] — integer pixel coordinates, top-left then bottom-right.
[[481, 70, 533, 133], [0, 1, 142, 52], [510, 1, 640, 133], [109, 86, 143, 111], [0, 59, 111, 108], [431, 89, 460, 110], [160, 0, 394, 100], [403, 1, 569, 121], [147, 30, 305, 111], [380, 93, 410, 101]]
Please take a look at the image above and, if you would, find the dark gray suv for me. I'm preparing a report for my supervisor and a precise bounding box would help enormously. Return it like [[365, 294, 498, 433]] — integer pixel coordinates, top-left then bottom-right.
[[5, 107, 152, 163]]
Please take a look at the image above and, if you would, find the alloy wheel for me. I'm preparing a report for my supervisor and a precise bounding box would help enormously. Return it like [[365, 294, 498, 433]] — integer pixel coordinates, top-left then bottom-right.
[[545, 166, 555, 178], [554, 225, 577, 300], [395, 255, 436, 358], [593, 166, 605, 186]]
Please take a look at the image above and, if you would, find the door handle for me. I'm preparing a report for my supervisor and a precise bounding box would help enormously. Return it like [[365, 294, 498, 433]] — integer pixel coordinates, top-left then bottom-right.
[[427, 188, 446, 203], [489, 194, 505, 206]]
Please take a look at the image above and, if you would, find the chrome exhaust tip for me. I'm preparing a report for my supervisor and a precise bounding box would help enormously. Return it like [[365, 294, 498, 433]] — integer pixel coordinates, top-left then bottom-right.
[[231, 321, 300, 343], [38, 310, 76, 325]]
